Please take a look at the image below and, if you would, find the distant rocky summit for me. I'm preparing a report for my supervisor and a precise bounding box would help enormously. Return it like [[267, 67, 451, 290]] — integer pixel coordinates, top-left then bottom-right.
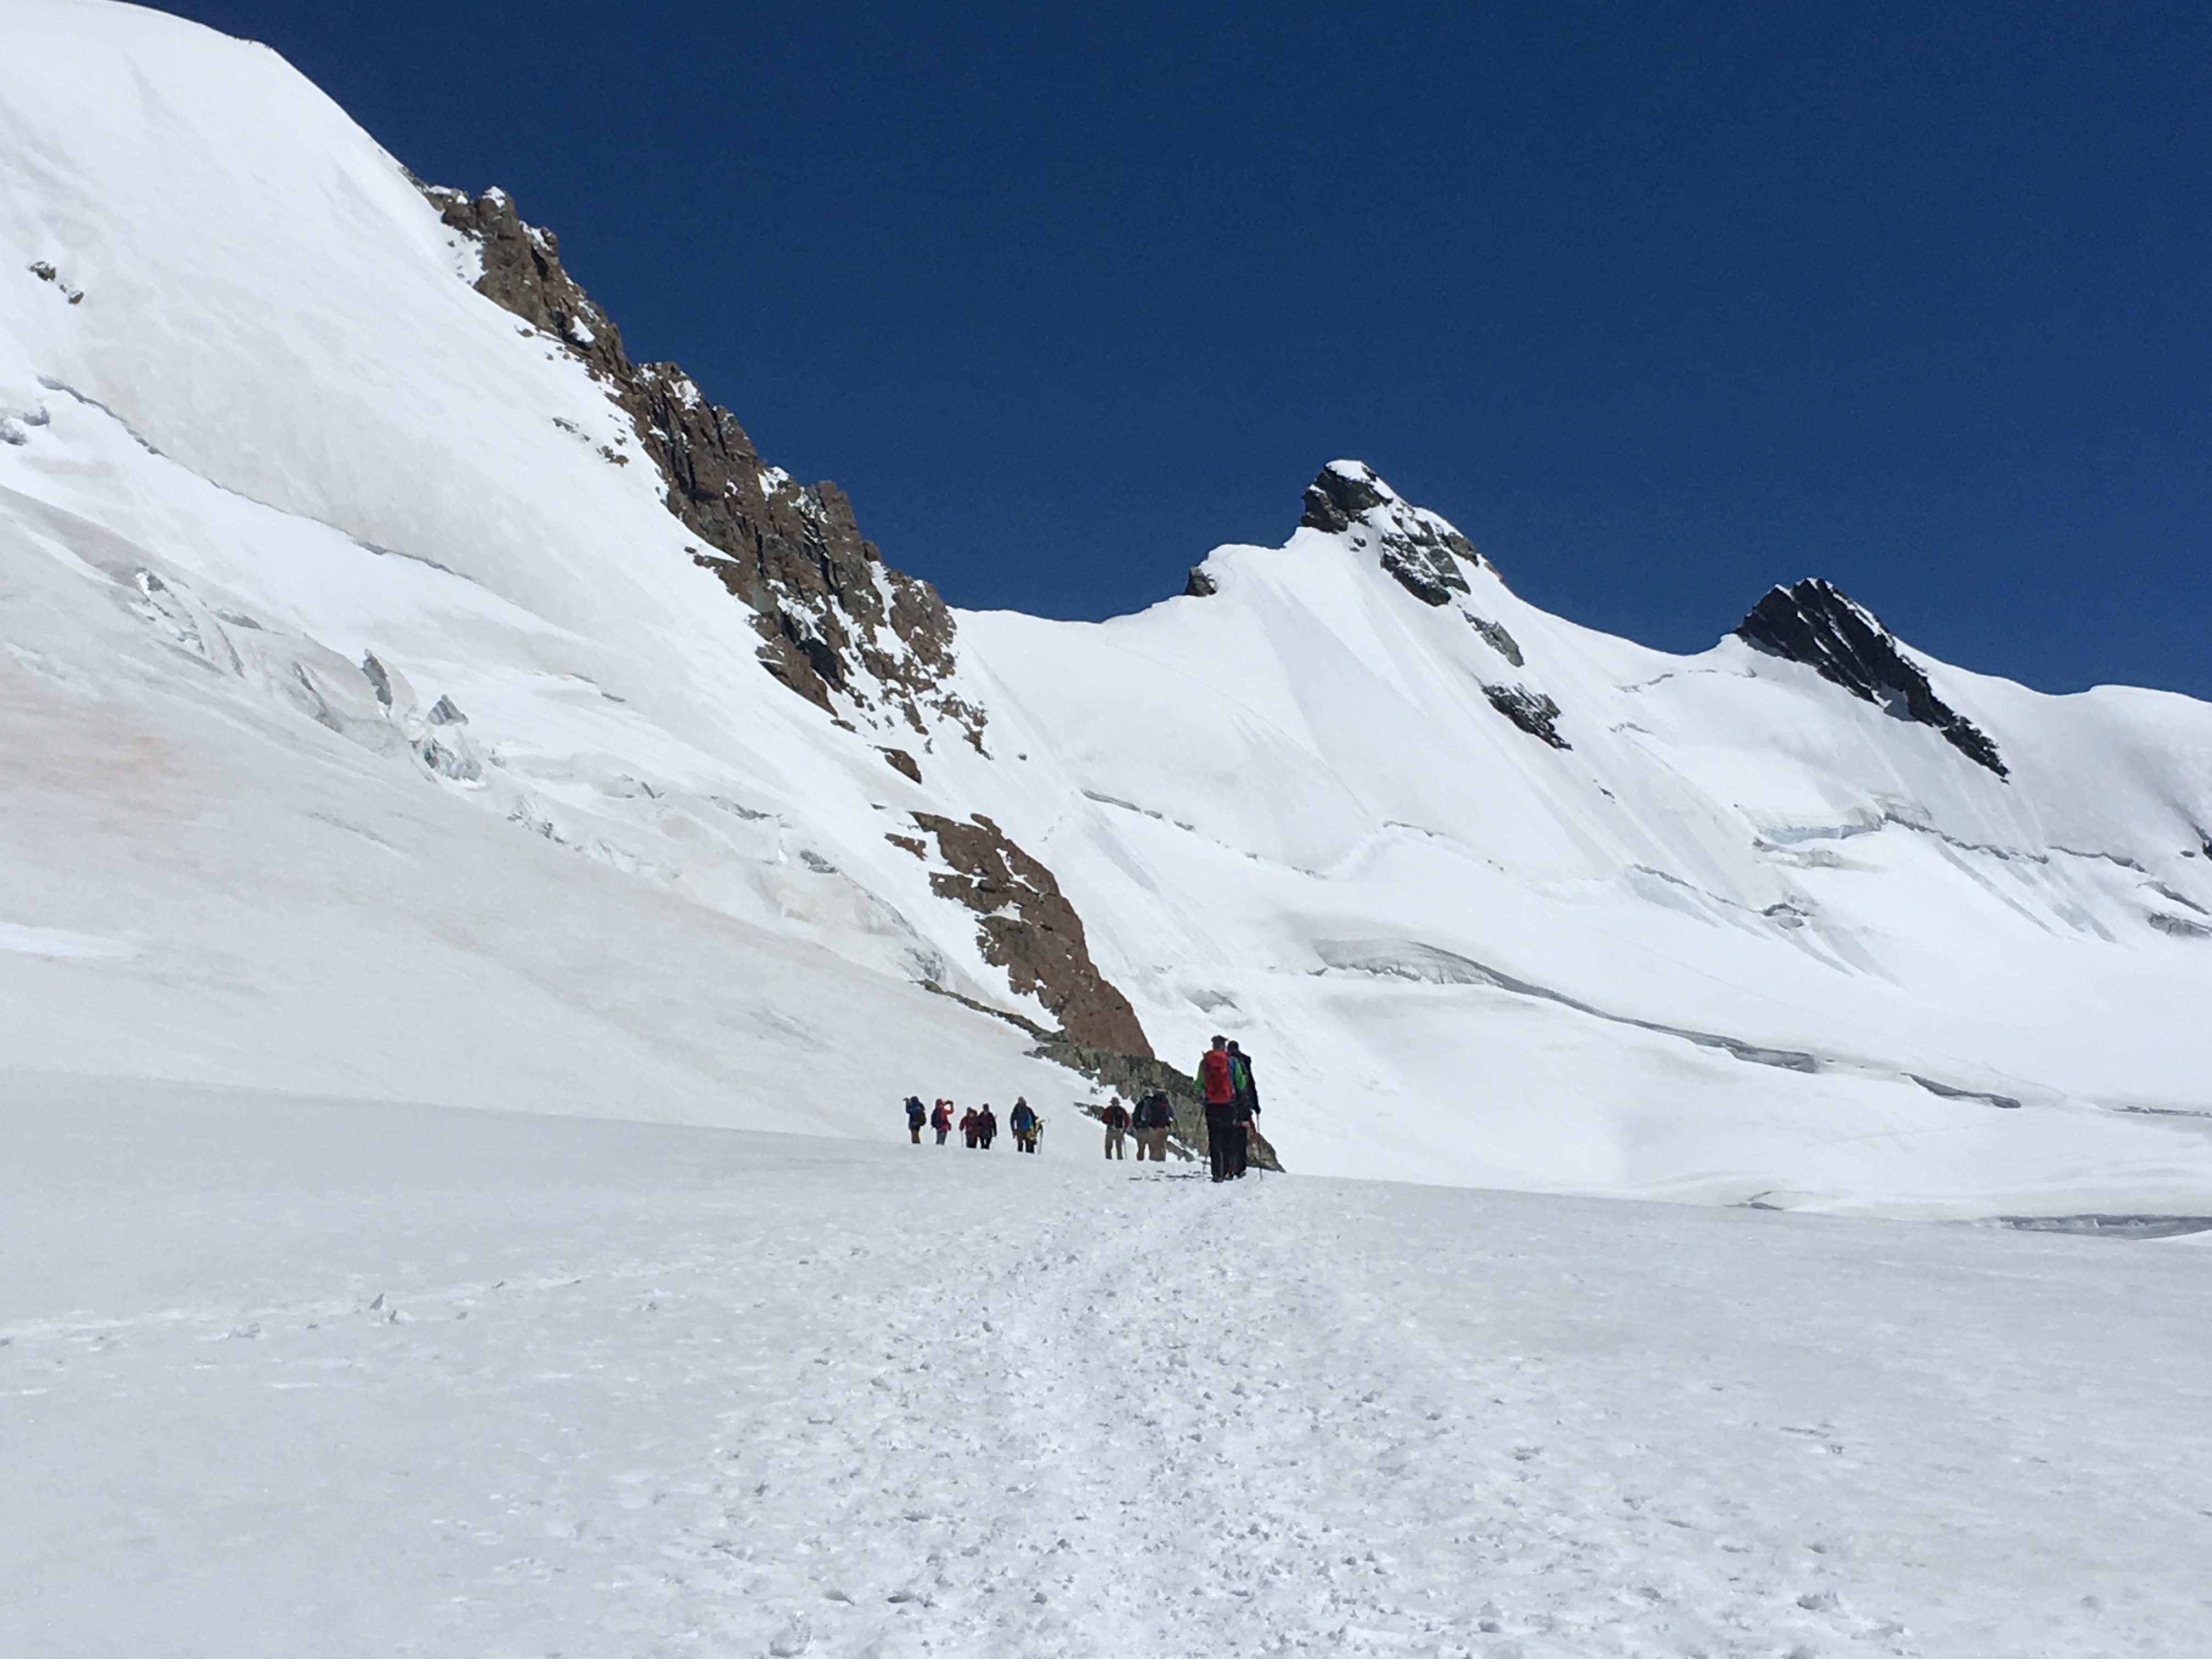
[[1737, 578, 2008, 776]]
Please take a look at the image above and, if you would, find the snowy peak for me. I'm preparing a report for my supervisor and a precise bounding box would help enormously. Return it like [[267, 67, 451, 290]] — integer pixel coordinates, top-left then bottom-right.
[[1737, 577, 2008, 777], [1297, 459, 1490, 607]]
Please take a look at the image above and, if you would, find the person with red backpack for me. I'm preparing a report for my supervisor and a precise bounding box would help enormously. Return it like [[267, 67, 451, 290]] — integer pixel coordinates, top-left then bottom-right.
[[1196, 1035, 1240, 1183]]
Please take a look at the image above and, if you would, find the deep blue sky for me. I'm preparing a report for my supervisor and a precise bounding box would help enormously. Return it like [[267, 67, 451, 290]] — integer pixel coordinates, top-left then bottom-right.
[[167, 1, 2210, 697]]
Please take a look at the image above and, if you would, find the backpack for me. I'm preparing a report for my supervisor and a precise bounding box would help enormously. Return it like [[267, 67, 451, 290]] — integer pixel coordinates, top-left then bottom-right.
[[1198, 1049, 1233, 1103]]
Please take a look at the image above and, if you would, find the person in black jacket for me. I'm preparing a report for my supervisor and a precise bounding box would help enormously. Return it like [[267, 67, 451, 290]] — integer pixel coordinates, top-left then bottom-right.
[[1128, 1093, 1168, 1161], [1225, 1042, 1261, 1178]]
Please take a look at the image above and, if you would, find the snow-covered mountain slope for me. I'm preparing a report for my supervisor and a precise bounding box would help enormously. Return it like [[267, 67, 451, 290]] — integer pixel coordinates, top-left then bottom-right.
[[4, 1, 2209, 1213]]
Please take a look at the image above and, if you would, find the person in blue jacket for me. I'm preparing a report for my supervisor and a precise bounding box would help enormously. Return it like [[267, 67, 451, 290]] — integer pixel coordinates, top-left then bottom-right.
[[1010, 1097, 1040, 1153]]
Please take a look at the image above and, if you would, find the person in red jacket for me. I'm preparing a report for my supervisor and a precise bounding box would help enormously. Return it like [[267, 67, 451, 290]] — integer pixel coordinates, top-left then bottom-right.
[[1196, 1035, 1240, 1183], [930, 1099, 953, 1145], [1101, 1096, 1130, 1160]]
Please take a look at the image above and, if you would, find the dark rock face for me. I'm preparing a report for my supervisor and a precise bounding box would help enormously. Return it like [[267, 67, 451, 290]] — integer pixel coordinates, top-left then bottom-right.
[[1183, 566, 1218, 597], [1482, 684, 1570, 749], [1466, 614, 1523, 666], [910, 812, 1152, 1057], [1301, 461, 1483, 607], [424, 185, 975, 742], [1737, 579, 2007, 778]]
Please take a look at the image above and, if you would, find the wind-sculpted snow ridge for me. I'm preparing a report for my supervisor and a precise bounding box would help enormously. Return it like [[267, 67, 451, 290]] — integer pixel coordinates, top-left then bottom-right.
[[4, 1, 2212, 1215]]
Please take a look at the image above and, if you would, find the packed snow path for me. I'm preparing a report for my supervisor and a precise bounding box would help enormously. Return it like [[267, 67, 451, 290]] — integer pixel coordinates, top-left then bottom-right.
[[6, 1077, 2210, 1658]]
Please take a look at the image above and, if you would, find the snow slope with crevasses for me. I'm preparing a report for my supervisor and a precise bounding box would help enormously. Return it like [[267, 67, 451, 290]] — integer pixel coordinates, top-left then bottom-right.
[[3, 0, 2210, 1213]]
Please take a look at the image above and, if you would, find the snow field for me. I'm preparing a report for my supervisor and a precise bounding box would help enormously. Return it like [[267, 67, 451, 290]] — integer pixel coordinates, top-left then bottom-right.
[[7, 1075, 2210, 1657]]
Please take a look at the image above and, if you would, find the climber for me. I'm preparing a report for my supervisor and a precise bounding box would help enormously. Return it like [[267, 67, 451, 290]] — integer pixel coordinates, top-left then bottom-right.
[[1010, 1097, 1040, 1153], [961, 1107, 980, 1149], [1101, 1096, 1130, 1159], [977, 1104, 998, 1150], [930, 1098, 953, 1145], [904, 1094, 927, 1144], [1133, 1092, 1173, 1161], [1197, 1036, 1240, 1183], [1226, 1041, 1261, 1178]]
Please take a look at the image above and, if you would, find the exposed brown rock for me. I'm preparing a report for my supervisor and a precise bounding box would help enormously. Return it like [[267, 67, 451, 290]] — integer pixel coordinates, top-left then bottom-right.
[[880, 747, 922, 783], [422, 183, 977, 742], [911, 811, 1152, 1058]]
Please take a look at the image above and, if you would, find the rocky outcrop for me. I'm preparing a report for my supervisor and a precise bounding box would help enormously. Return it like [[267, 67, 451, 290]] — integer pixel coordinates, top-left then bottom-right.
[[424, 185, 977, 742], [1737, 579, 2007, 777], [1301, 460, 1487, 607], [1483, 683, 1570, 749], [1465, 614, 1523, 666], [908, 812, 1152, 1057]]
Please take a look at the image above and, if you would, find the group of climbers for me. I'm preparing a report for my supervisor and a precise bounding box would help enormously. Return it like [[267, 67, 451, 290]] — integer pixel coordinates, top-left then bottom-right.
[[901, 1036, 1260, 1183], [1097, 1092, 1177, 1161], [1195, 1036, 1262, 1182], [904, 1096, 1043, 1152]]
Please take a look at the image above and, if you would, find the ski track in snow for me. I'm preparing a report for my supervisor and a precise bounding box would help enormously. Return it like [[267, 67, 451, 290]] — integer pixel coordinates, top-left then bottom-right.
[[7, 1080, 2211, 1658]]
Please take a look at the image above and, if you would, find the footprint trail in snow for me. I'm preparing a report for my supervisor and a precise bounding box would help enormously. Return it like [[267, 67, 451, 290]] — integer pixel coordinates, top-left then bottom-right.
[[5, 1076, 2210, 1657]]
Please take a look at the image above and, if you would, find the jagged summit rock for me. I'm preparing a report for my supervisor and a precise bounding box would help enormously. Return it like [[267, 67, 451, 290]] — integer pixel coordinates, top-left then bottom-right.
[[1299, 460, 1488, 607], [1737, 578, 2008, 777]]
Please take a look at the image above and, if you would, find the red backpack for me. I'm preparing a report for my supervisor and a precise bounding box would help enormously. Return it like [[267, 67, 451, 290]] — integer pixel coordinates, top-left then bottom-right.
[[1199, 1048, 1234, 1104]]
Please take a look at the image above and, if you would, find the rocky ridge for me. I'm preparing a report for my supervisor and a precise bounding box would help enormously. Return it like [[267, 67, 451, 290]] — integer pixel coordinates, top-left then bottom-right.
[[424, 185, 980, 744], [902, 812, 1152, 1057], [423, 184, 1171, 1082], [1737, 578, 2008, 777]]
